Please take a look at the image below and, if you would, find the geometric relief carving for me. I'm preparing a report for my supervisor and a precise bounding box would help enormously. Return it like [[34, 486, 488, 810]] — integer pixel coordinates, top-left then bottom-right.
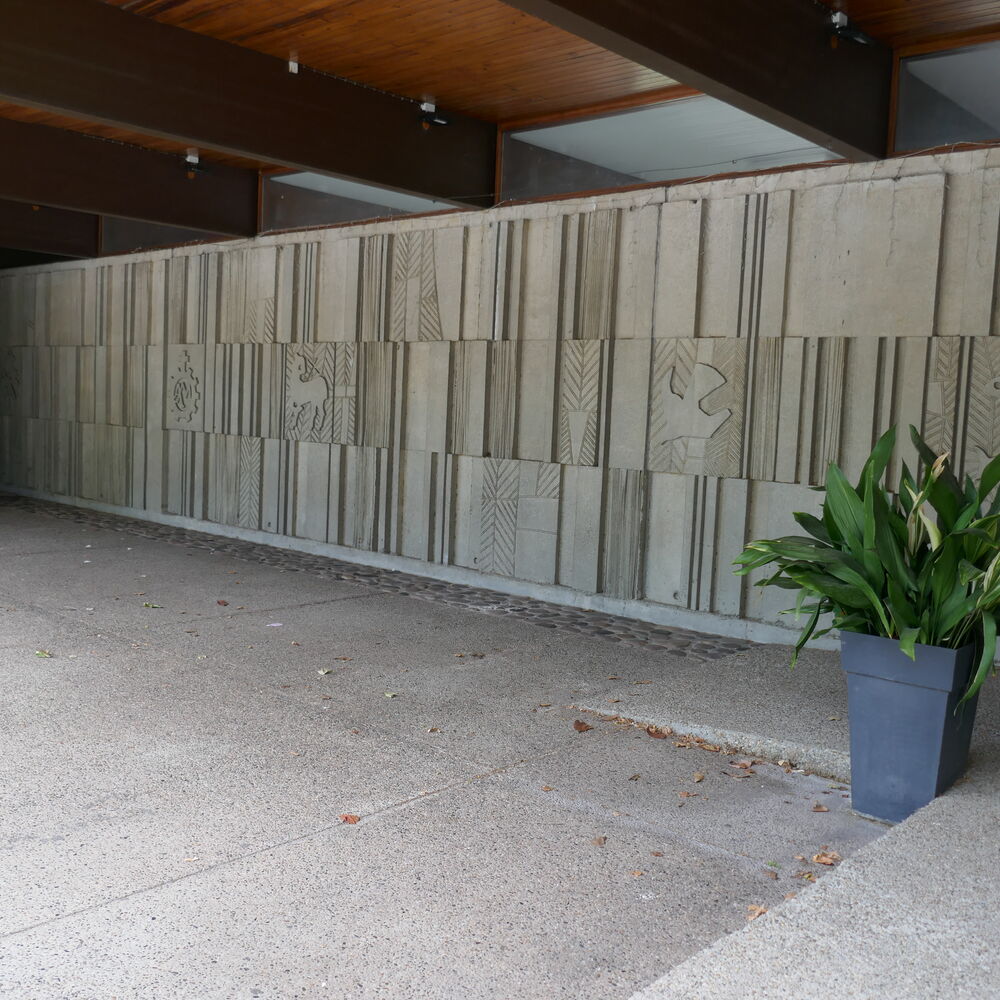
[[558, 341, 603, 466], [648, 339, 736, 476], [332, 343, 357, 444], [514, 462, 561, 583], [389, 231, 442, 342], [479, 457, 519, 576], [924, 338, 963, 460], [166, 347, 203, 428], [963, 339, 1000, 478], [477, 458, 561, 582], [283, 345, 334, 443]]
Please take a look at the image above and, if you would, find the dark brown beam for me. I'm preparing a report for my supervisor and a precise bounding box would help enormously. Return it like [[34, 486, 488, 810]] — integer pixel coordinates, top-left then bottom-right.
[[0, 0, 496, 207], [0, 199, 98, 258], [0, 117, 258, 237], [496, 0, 892, 160]]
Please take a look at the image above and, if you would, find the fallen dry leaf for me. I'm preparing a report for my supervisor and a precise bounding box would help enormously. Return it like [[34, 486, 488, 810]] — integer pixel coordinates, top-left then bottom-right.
[[428, 727, 441, 733], [793, 854, 806, 862], [339, 814, 361, 825], [812, 803, 830, 813], [813, 851, 842, 866], [795, 871, 817, 882], [762, 869, 778, 880], [541, 785, 555, 792], [607, 675, 621, 680], [630, 870, 644, 877], [538, 703, 552, 708], [592, 836, 607, 847], [784, 892, 797, 900], [678, 790, 699, 799], [334, 657, 352, 661], [746, 905, 768, 922], [645, 726, 668, 739], [216, 599, 229, 606], [730, 760, 757, 769], [633, 680, 653, 685], [693, 772, 705, 783], [607, 698, 620, 704], [573, 720, 594, 733], [628, 773, 641, 782], [651, 850, 664, 857]]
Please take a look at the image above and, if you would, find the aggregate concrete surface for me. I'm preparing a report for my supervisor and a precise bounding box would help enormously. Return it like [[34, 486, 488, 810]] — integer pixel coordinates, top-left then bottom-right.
[[0, 499, 995, 999]]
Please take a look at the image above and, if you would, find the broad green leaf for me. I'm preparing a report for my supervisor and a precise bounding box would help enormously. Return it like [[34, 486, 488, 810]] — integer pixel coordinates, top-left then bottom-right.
[[898, 627, 920, 660], [960, 612, 996, 706]]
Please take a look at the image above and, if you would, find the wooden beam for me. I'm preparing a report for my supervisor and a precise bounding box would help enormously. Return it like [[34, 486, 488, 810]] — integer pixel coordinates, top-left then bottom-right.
[[0, 199, 98, 258], [496, 0, 893, 160], [0, 117, 258, 236], [0, 0, 496, 207]]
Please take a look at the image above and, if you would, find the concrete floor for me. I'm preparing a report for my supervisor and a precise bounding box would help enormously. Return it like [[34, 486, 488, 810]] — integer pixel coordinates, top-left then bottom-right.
[[0, 502, 995, 999]]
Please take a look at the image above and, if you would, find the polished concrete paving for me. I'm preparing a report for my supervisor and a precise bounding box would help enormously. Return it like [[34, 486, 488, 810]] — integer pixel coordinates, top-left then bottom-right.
[[0, 501, 993, 999]]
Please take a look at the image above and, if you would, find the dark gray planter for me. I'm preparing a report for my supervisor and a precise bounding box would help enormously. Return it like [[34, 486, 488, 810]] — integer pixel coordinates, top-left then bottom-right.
[[840, 631, 979, 824]]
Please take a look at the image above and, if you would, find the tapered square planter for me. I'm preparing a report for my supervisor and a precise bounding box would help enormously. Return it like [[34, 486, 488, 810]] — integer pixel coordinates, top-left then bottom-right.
[[841, 631, 979, 823]]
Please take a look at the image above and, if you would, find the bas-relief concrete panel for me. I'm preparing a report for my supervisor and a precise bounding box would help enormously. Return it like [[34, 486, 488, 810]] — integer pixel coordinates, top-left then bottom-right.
[[5, 155, 1000, 632]]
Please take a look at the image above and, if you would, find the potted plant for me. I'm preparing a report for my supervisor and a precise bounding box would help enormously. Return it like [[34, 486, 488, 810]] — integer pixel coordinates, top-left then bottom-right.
[[735, 426, 1000, 823]]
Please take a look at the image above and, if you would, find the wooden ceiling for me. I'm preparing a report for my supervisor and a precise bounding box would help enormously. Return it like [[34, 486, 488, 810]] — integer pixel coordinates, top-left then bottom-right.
[[822, 1, 1000, 48], [2, 0, 1000, 173], [103, 0, 674, 122]]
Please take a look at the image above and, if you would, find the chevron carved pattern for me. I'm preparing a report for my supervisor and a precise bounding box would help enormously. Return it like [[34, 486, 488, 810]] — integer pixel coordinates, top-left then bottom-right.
[[558, 340, 602, 466], [479, 458, 519, 576]]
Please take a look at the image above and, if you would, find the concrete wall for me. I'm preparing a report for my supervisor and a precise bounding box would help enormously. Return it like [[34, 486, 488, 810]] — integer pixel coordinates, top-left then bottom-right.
[[2, 150, 1000, 638]]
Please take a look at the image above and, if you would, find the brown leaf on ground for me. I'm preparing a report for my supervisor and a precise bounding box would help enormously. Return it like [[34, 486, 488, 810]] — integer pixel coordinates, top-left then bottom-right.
[[746, 905, 767, 922], [607, 675, 621, 680], [339, 814, 361, 825], [724, 771, 753, 779], [428, 728, 441, 733], [693, 772, 705, 783], [762, 869, 778, 880], [541, 785, 555, 792], [628, 773, 641, 781], [678, 791, 699, 798], [634, 680, 653, 685], [573, 720, 594, 732], [784, 892, 797, 900], [646, 726, 668, 739], [812, 803, 830, 813], [538, 703, 552, 708], [795, 871, 817, 882], [216, 599, 229, 606], [813, 851, 842, 865], [730, 760, 755, 769], [334, 656, 352, 661], [630, 870, 644, 877], [592, 836, 607, 847], [651, 850, 664, 857], [794, 854, 806, 861]]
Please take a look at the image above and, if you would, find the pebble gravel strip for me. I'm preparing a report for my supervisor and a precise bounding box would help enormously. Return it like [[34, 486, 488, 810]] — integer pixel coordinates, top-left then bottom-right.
[[1, 494, 755, 662]]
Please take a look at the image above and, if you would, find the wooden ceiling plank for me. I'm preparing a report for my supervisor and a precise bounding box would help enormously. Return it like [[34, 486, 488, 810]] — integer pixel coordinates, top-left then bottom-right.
[[495, 0, 894, 159], [0, 0, 497, 207], [100, 0, 676, 122]]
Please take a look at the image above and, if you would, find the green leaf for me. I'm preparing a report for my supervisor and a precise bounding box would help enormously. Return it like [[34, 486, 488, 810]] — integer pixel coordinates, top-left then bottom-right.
[[898, 627, 920, 660], [825, 463, 866, 554], [793, 511, 832, 544], [857, 426, 896, 493], [978, 453, 1000, 505], [960, 612, 996, 706]]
